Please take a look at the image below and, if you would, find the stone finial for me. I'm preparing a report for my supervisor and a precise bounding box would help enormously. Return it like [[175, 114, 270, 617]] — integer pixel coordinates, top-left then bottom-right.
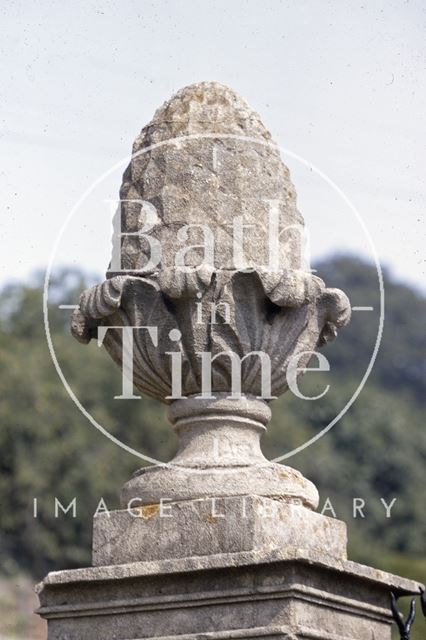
[[37, 83, 423, 640], [71, 82, 351, 511]]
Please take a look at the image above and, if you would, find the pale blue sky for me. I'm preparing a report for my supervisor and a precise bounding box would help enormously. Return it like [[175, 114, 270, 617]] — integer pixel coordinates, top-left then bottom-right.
[[1, 0, 425, 291]]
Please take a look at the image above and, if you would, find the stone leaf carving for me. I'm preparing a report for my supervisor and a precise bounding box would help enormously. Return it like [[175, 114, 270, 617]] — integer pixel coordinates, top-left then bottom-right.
[[72, 267, 350, 403]]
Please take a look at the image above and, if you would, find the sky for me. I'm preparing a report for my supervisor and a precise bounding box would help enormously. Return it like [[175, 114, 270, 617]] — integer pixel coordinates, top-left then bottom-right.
[[1, 0, 425, 293]]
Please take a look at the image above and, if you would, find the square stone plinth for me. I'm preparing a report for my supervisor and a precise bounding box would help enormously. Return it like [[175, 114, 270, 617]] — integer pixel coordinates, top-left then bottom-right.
[[92, 497, 347, 566], [36, 548, 422, 640]]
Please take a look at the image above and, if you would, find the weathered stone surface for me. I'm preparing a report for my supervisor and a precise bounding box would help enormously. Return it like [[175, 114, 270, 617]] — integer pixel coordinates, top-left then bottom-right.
[[70, 270, 350, 403], [92, 497, 347, 566], [70, 81, 351, 511], [121, 395, 319, 509], [36, 83, 420, 640], [117, 81, 304, 273], [71, 81, 350, 405], [36, 549, 423, 640]]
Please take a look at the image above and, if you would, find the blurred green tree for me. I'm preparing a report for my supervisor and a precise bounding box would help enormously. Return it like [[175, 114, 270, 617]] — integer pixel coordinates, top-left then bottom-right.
[[0, 257, 424, 617]]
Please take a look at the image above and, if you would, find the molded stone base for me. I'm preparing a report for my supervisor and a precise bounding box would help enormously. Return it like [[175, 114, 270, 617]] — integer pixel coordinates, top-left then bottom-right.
[[36, 548, 421, 640], [121, 462, 319, 512]]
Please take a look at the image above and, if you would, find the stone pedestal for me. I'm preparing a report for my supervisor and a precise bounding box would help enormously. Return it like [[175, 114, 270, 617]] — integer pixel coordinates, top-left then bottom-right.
[[36, 497, 421, 639], [36, 527, 420, 640]]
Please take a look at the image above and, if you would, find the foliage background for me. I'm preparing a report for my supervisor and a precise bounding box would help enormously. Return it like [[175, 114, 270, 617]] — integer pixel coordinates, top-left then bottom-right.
[[0, 256, 424, 638]]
